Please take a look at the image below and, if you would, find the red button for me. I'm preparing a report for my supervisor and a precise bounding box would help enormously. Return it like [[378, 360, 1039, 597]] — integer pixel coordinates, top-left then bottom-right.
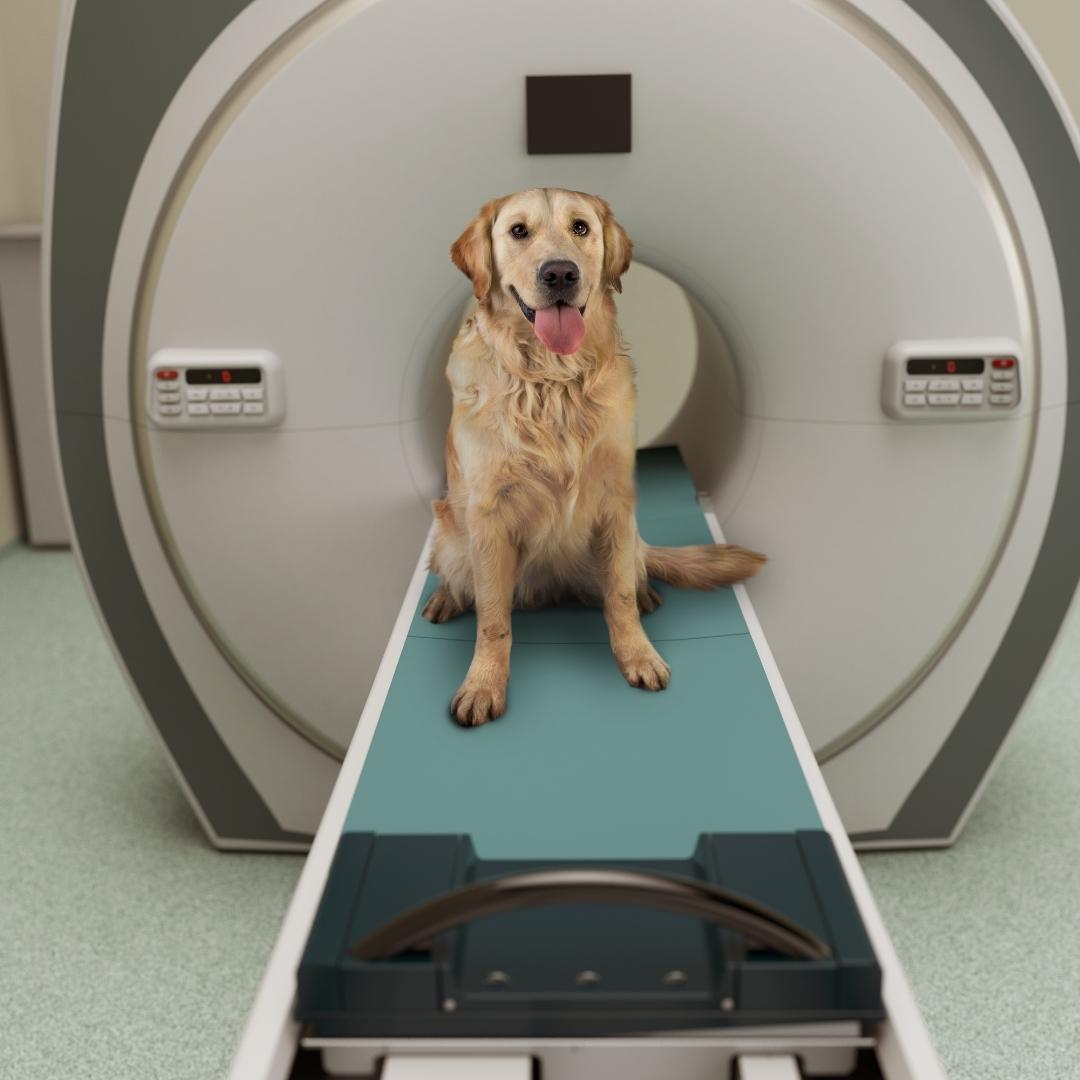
[[155, 369, 179, 380], [992, 357, 1016, 369]]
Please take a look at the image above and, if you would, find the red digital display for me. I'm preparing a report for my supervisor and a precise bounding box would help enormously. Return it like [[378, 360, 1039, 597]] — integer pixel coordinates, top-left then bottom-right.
[[906, 357, 985, 376], [184, 368, 261, 385]]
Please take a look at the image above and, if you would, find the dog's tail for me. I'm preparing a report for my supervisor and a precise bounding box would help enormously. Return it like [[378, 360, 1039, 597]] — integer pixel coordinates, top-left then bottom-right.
[[644, 544, 766, 589]]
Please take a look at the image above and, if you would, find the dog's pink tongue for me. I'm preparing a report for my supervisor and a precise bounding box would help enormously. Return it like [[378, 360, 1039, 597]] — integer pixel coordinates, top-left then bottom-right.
[[533, 303, 586, 355]]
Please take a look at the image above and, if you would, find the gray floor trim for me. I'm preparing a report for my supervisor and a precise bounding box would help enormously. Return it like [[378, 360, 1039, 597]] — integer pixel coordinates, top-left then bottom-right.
[[51, 0, 310, 846], [855, 0, 1080, 844]]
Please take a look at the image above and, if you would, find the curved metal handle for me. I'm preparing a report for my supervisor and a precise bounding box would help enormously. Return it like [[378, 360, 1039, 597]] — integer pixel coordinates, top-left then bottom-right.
[[348, 867, 831, 962]]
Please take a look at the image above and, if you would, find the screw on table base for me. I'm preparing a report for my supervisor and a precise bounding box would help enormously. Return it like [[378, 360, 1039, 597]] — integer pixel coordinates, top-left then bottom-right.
[[736, 1056, 803, 1080]]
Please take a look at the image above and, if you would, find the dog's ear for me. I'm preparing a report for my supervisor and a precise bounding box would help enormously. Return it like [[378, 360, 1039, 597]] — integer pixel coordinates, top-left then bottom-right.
[[450, 197, 506, 302], [597, 196, 633, 294]]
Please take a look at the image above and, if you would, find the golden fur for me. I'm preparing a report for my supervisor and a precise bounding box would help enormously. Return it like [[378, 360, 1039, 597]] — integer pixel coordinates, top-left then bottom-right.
[[427, 188, 765, 726]]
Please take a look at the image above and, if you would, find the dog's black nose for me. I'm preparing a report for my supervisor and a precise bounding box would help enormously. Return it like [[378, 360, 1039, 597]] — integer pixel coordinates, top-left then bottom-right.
[[538, 260, 580, 292]]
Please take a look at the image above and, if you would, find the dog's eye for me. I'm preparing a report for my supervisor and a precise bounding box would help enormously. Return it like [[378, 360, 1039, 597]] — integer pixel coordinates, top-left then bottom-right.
[[510, 223, 529, 240], [572, 219, 590, 236]]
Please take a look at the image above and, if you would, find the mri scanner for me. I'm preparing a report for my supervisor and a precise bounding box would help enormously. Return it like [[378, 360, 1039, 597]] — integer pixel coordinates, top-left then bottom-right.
[[44, 0, 1080, 1076]]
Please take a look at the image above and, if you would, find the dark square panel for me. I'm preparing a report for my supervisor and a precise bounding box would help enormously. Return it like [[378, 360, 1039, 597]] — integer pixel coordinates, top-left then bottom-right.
[[526, 74, 631, 154]]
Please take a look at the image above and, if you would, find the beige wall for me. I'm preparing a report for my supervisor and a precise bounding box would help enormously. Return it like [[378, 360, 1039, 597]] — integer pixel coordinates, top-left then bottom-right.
[[0, 0, 62, 226], [0, 46, 22, 224], [0, 2, 23, 544], [1006, 0, 1080, 122], [0, 0, 61, 545], [0, 344, 20, 547]]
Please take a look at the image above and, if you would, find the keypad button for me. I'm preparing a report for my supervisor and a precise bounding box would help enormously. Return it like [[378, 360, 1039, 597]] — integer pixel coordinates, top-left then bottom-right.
[[187, 403, 210, 416], [961, 393, 983, 406], [991, 370, 1015, 383], [929, 378, 961, 392], [157, 391, 180, 404], [241, 387, 264, 401], [961, 378, 984, 392], [928, 392, 961, 406], [242, 402, 265, 415], [158, 404, 182, 416], [210, 402, 242, 415], [210, 387, 241, 401], [904, 379, 928, 392], [186, 388, 209, 402], [903, 393, 927, 407], [156, 379, 179, 392], [990, 393, 1015, 406]]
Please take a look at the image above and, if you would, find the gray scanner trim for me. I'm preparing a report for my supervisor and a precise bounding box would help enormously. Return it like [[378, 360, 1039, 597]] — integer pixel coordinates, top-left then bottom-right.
[[51, 0, 1080, 847], [854, 0, 1080, 845], [52, 0, 309, 847]]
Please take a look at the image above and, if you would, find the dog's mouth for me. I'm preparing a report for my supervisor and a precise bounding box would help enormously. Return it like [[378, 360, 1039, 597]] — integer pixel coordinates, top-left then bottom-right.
[[509, 286, 588, 355]]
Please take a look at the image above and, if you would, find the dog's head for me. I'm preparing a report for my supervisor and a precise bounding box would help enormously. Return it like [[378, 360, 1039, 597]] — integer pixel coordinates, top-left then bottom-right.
[[451, 188, 632, 355]]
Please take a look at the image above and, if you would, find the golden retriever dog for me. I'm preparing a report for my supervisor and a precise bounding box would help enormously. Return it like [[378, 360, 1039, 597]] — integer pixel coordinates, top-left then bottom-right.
[[425, 188, 765, 726]]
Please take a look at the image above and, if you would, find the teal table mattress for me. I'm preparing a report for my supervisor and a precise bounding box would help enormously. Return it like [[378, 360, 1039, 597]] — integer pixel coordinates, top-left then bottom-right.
[[344, 447, 821, 859], [298, 449, 882, 1040]]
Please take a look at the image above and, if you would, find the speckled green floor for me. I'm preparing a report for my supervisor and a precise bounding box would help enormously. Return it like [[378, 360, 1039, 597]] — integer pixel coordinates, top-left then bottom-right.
[[0, 545, 302, 1080], [1, 543, 1077, 1079], [858, 607, 1080, 1080]]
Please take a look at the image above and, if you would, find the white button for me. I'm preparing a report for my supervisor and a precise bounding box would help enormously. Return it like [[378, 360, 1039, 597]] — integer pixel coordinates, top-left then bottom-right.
[[157, 391, 180, 404], [187, 403, 209, 416], [961, 378, 984, 392], [904, 379, 928, 392], [210, 402, 242, 415], [241, 387, 264, 401], [158, 404, 182, 416], [210, 387, 241, 401], [961, 393, 983, 406], [242, 402, 265, 415], [991, 371, 1016, 383], [990, 393, 1015, 406], [156, 379, 179, 392], [928, 393, 961, 406], [186, 388, 209, 401], [928, 378, 960, 392], [903, 393, 927, 407]]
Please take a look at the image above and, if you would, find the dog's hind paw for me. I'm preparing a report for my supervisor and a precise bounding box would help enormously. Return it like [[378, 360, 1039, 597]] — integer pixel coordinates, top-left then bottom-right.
[[423, 586, 468, 624], [637, 583, 663, 615]]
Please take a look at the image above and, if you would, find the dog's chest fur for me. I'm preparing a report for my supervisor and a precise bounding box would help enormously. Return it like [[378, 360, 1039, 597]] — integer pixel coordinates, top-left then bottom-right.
[[452, 323, 628, 465], [445, 317, 636, 574]]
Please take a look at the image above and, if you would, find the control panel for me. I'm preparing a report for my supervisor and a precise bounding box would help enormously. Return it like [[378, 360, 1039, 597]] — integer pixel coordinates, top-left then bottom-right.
[[882, 340, 1022, 421], [147, 349, 284, 429]]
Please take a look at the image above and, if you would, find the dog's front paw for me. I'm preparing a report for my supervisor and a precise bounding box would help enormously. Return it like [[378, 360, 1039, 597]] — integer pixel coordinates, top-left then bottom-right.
[[451, 679, 507, 727], [617, 645, 671, 691]]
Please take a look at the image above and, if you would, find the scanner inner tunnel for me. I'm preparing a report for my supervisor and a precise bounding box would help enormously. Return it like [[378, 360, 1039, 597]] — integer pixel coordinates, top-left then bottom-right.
[[139, 260, 737, 759]]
